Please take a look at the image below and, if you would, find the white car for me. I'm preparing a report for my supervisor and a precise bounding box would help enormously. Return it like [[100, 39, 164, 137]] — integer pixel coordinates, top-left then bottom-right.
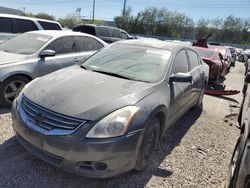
[[0, 30, 107, 106], [0, 13, 62, 43]]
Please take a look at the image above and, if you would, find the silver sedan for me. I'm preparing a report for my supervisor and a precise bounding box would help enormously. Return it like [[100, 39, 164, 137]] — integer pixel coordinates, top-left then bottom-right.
[[0, 30, 107, 106]]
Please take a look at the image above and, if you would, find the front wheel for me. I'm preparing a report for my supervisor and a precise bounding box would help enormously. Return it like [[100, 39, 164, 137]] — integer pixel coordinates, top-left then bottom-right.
[[225, 135, 243, 188], [0, 76, 30, 107], [135, 118, 160, 171]]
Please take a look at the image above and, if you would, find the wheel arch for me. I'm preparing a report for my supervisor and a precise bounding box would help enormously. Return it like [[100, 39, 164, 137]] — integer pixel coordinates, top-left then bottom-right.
[[144, 105, 168, 138], [2, 73, 33, 83]]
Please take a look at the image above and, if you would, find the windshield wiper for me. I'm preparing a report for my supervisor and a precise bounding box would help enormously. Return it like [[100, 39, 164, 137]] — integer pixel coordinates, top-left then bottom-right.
[[80, 65, 90, 70], [91, 70, 134, 81]]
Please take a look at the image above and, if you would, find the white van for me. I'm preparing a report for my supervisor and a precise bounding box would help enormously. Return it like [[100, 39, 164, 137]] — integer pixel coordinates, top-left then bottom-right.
[[0, 13, 62, 43]]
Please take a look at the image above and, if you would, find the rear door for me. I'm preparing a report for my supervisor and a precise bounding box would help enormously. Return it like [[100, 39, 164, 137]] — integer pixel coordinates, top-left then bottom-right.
[[75, 36, 105, 63], [96, 27, 112, 43], [168, 49, 193, 122], [187, 49, 203, 101], [37, 36, 78, 76]]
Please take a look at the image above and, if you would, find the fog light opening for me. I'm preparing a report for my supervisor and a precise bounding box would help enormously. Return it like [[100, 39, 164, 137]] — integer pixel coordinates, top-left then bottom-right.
[[91, 162, 107, 171]]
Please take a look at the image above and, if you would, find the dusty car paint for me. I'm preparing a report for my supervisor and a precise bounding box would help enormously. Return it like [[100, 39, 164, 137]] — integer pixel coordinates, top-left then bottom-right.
[[12, 39, 209, 178]]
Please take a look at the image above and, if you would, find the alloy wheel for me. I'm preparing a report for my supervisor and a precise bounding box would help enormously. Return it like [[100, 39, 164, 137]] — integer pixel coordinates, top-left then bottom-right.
[[4, 80, 26, 104]]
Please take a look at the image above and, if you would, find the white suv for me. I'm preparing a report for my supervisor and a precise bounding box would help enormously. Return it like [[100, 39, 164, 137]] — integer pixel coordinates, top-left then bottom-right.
[[0, 13, 62, 43]]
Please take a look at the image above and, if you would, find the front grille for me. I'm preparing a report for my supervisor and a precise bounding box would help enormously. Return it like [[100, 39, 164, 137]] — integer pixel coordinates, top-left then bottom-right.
[[21, 96, 84, 131]]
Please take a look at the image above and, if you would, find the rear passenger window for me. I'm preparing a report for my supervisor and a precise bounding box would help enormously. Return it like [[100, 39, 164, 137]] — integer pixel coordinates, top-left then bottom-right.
[[45, 37, 76, 55], [16, 19, 38, 33], [172, 50, 189, 74], [0, 17, 12, 33], [111, 29, 120, 38], [96, 27, 110, 37], [187, 50, 200, 70], [77, 37, 104, 51], [38, 21, 61, 30]]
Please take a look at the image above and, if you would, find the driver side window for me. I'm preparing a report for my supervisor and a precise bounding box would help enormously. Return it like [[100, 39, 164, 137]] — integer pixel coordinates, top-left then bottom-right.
[[45, 36, 76, 55], [172, 50, 189, 74]]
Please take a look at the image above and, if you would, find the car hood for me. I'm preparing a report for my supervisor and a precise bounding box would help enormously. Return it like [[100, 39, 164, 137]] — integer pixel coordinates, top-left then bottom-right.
[[23, 66, 157, 121], [0, 51, 28, 65]]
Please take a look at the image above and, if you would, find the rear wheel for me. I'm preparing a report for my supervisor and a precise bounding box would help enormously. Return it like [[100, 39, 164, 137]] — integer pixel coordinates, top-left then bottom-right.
[[135, 118, 160, 171], [0, 76, 30, 107], [225, 135, 243, 188]]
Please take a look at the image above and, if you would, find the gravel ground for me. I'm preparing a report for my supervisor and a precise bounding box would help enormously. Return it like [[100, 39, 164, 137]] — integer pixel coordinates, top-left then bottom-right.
[[0, 62, 245, 188]]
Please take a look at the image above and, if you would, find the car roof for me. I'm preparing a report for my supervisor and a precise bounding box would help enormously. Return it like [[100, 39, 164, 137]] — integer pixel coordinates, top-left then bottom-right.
[[27, 30, 98, 38], [114, 39, 191, 51], [74, 24, 128, 33], [193, 46, 217, 52], [0, 13, 60, 24]]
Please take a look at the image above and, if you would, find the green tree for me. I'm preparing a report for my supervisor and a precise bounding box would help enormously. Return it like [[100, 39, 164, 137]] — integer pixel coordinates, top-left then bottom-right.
[[35, 13, 55, 21], [24, 12, 55, 21], [57, 14, 80, 29]]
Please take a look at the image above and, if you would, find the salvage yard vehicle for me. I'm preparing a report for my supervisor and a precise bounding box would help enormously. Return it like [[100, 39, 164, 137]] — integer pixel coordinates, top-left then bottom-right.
[[0, 13, 62, 43], [193, 46, 227, 83], [73, 24, 133, 43], [11, 39, 209, 178], [225, 71, 250, 188], [210, 45, 234, 69], [226, 46, 237, 67], [0, 30, 107, 106], [238, 49, 250, 63]]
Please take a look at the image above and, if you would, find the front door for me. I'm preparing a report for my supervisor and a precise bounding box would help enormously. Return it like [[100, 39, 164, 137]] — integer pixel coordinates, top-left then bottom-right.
[[168, 49, 193, 123], [37, 36, 79, 76]]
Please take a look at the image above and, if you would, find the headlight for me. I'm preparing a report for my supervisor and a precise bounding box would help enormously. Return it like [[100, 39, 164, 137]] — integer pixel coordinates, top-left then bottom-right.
[[86, 106, 139, 139]]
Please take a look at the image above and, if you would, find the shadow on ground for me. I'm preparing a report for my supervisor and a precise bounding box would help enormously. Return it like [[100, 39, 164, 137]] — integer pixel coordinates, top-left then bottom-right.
[[0, 108, 202, 188], [0, 106, 10, 115]]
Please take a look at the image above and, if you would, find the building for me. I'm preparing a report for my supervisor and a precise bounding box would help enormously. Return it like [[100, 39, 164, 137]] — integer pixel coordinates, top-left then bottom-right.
[[0, 6, 24, 15]]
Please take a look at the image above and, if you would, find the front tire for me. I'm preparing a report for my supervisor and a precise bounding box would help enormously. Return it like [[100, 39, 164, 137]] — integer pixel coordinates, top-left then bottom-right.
[[225, 135, 243, 188], [0, 76, 30, 107], [135, 118, 160, 171]]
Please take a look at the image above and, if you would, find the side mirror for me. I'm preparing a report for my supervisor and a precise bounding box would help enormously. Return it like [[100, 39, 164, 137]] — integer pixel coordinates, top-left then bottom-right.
[[247, 72, 250, 83], [40, 50, 56, 58], [170, 73, 193, 83]]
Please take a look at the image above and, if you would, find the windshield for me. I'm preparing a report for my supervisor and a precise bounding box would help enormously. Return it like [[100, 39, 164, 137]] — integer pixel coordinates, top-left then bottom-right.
[[194, 49, 214, 58], [83, 44, 171, 82], [0, 33, 52, 55]]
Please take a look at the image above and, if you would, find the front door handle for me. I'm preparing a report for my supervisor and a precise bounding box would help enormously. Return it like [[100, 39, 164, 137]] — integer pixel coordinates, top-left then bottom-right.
[[74, 58, 80, 64], [189, 81, 193, 87]]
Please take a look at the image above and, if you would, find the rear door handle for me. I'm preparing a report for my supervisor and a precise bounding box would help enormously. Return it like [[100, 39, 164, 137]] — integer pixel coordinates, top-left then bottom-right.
[[189, 81, 193, 87], [74, 58, 80, 63]]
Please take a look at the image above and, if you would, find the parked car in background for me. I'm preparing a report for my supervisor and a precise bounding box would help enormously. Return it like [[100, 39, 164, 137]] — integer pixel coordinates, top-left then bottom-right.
[[226, 46, 237, 66], [0, 30, 107, 106], [12, 39, 208, 178], [225, 70, 250, 188], [238, 49, 250, 63], [193, 46, 227, 83], [236, 48, 244, 56], [0, 13, 62, 43], [73, 24, 133, 43]]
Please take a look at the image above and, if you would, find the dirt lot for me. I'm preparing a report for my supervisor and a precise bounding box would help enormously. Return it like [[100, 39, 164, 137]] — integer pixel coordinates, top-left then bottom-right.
[[0, 62, 245, 188]]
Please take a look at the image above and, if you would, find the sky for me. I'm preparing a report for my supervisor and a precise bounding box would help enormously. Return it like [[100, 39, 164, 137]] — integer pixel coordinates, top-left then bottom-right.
[[0, 0, 249, 21]]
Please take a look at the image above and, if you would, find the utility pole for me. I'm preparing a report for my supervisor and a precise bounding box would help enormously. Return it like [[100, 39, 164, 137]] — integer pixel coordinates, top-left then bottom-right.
[[122, 0, 127, 18], [92, 0, 95, 22]]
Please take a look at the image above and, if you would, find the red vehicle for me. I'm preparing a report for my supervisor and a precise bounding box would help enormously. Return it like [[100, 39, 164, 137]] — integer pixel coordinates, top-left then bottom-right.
[[209, 46, 232, 69], [193, 46, 228, 83]]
